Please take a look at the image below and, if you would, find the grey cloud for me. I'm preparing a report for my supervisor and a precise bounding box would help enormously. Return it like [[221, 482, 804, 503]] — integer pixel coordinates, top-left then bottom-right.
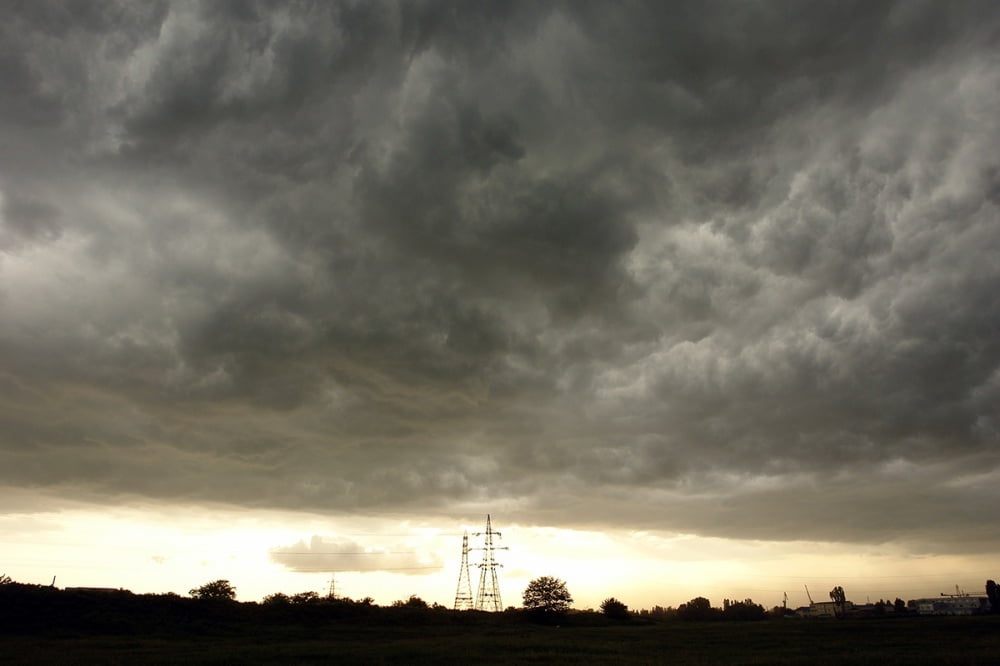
[[269, 535, 442, 574], [0, 192, 62, 249], [0, 0, 998, 552], [569, 1, 992, 137], [749, 154, 895, 299]]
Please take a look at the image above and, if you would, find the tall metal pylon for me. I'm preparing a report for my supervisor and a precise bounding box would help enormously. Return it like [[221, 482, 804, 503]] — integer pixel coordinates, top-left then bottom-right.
[[474, 514, 507, 611], [453, 531, 474, 610]]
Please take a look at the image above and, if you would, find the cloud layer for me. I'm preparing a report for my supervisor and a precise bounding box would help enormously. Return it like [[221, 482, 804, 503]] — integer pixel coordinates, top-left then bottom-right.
[[1, 1, 998, 549], [270, 535, 441, 575]]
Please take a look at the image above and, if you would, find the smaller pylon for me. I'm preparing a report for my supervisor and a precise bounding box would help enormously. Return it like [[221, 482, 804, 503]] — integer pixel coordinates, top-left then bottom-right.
[[454, 531, 474, 610]]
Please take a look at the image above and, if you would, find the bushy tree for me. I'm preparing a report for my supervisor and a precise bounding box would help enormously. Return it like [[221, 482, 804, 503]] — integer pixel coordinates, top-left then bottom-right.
[[392, 594, 428, 608], [601, 597, 629, 620], [829, 586, 846, 619], [292, 591, 320, 604], [677, 596, 717, 621], [262, 592, 291, 605], [522, 576, 573, 613], [189, 579, 236, 600], [722, 598, 766, 621], [987, 580, 1000, 613]]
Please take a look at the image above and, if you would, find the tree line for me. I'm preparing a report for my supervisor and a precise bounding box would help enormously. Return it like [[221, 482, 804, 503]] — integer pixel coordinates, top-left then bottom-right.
[[189, 575, 1000, 621], [3, 573, 998, 636]]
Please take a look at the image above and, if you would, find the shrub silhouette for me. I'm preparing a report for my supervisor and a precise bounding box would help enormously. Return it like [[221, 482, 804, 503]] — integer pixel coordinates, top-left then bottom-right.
[[189, 579, 236, 600], [601, 597, 629, 620], [987, 580, 1000, 613]]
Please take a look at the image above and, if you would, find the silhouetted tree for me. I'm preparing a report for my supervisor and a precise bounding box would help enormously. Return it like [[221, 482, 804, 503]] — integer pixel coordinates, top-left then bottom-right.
[[600, 597, 629, 620], [262, 592, 291, 605], [829, 586, 846, 619], [392, 594, 428, 608], [637, 605, 674, 622], [291, 591, 320, 604], [189, 579, 236, 600], [522, 576, 573, 613], [894, 598, 906, 613], [722, 598, 766, 621], [987, 580, 1000, 613], [677, 596, 717, 621]]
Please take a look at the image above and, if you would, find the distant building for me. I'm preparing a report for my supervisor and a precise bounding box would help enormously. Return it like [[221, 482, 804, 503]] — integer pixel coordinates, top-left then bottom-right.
[[913, 596, 988, 615], [795, 600, 854, 618]]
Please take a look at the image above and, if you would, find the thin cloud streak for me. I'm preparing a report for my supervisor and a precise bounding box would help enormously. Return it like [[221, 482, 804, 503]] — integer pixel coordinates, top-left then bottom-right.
[[269, 535, 443, 574]]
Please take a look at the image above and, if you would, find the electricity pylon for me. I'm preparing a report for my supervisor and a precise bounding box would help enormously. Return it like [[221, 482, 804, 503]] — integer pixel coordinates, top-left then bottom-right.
[[474, 514, 507, 611], [453, 531, 474, 610]]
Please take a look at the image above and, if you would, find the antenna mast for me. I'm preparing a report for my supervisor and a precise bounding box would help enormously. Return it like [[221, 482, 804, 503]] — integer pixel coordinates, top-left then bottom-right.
[[474, 514, 507, 612], [453, 531, 474, 610]]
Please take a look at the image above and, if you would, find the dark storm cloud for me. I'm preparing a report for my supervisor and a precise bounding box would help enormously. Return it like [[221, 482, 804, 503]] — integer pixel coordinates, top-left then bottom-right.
[[1, 1, 998, 550], [0, 193, 62, 249]]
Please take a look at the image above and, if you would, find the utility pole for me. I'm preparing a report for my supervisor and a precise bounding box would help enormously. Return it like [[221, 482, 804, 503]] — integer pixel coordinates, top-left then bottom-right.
[[473, 514, 507, 612], [453, 531, 474, 610], [327, 573, 336, 599]]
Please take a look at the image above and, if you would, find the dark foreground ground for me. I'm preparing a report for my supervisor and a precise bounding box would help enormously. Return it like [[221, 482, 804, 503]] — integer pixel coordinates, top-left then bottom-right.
[[2, 616, 999, 665]]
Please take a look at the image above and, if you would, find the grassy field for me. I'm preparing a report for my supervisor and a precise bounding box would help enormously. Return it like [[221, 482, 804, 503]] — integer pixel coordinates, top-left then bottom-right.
[[2, 616, 998, 665]]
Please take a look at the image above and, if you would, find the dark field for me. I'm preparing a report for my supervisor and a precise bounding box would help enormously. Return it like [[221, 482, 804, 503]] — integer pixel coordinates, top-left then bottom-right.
[[2, 616, 999, 665]]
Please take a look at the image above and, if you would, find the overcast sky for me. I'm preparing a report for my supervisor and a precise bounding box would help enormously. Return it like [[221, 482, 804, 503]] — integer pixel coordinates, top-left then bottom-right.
[[1, 1, 999, 606]]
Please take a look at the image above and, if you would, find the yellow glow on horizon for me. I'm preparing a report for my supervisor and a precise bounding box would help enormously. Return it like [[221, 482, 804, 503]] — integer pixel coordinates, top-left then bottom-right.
[[1, 504, 995, 611]]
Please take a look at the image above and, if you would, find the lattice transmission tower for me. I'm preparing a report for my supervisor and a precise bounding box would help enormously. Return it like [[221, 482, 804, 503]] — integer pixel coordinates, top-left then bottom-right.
[[474, 514, 507, 611], [453, 531, 474, 610]]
